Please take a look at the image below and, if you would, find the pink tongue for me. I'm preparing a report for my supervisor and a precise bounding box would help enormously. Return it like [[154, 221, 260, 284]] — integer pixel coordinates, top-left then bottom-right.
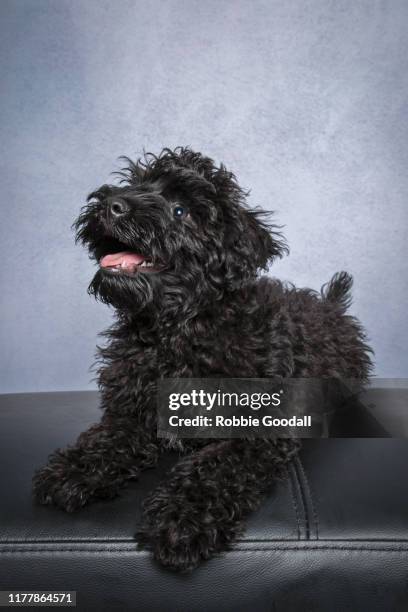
[[100, 252, 145, 269]]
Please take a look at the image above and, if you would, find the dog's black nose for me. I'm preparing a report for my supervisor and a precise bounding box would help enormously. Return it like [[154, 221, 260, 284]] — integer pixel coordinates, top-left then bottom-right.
[[109, 199, 130, 218]]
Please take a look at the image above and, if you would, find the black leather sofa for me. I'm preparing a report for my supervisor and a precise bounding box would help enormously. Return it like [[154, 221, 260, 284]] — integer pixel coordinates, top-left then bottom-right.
[[0, 390, 407, 611]]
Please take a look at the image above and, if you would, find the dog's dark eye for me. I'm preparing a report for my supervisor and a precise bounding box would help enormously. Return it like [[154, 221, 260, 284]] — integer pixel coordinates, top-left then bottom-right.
[[173, 205, 186, 218]]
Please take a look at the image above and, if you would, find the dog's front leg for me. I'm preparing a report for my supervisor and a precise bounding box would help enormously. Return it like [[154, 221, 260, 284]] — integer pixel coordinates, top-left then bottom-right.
[[137, 437, 299, 571], [33, 414, 159, 512]]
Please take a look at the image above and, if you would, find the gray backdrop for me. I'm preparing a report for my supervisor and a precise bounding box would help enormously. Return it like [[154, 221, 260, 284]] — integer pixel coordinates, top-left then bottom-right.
[[1, 0, 407, 393]]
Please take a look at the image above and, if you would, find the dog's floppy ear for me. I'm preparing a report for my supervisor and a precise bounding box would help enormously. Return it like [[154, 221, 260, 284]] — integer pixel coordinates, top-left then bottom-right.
[[244, 209, 287, 267], [221, 207, 288, 289]]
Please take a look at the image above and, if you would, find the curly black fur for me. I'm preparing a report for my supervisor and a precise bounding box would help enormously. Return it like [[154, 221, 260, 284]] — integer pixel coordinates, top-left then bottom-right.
[[33, 147, 373, 572]]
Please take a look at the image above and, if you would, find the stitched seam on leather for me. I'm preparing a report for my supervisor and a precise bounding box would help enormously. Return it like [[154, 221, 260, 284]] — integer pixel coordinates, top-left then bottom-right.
[[297, 456, 319, 540], [232, 547, 408, 552], [287, 465, 301, 540], [288, 462, 307, 539], [0, 547, 408, 553], [292, 458, 310, 539], [2, 538, 408, 544]]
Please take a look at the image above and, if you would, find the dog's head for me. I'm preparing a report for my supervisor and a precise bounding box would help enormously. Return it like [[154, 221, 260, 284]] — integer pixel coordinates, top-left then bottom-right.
[[74, 147, 287, 312]]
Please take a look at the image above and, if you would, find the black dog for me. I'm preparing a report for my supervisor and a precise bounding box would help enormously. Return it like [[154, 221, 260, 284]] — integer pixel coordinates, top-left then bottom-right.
[[33, 147, 372, 571]]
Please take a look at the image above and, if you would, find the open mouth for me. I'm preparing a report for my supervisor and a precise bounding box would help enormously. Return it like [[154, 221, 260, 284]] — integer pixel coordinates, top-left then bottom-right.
[[98, 237, 164, 275]]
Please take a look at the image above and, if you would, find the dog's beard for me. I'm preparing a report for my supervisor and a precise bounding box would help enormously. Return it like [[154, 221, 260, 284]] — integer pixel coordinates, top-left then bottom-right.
[[89, 269, 155, 311]]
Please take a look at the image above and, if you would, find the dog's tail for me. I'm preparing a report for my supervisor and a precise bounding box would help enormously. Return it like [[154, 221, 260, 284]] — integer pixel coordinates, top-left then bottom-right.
[[321, 271, 353, 312]]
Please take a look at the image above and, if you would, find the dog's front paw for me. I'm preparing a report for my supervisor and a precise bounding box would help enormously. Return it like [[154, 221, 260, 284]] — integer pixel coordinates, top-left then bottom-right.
[[33, 449, 107, 513], [33, 465, 91, 513], [137, 517, 214, 572], [136, 493, 236, 572]]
